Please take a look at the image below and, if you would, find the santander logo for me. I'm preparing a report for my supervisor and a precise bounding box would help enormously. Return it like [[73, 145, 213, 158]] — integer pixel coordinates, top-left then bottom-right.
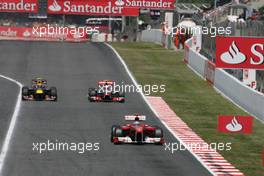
[[216, 37, 264, 69], [115, 0, 125, 6], [49, 0, 61, 12], [218, 115, 253, 134], [221, 41, 246, 64], [23, 30, 31, 37], [225, 116, 243, 132], [73, 32, 81, 39]]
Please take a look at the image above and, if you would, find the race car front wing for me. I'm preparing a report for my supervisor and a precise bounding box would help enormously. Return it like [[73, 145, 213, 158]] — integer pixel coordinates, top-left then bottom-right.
[[113, 136, 164, 144], [89, 96, 125, 102], [22, 95, 57, 101]]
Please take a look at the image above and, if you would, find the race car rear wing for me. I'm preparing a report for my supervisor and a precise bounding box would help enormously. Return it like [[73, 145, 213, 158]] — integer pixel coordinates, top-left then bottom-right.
[[32, 79, 47, 84], [98, 80, 114, 85], [125, 115, 146, 121]]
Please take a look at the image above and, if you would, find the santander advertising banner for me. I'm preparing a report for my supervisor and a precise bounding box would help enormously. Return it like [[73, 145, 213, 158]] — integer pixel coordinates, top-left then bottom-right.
[[0, 26, 87, 42], [216, 36, 264, 69], [218, 115, 253, 134], [0, 0, 38, 13], [113, 0, 175, 9], [47, 0, 139, 16]]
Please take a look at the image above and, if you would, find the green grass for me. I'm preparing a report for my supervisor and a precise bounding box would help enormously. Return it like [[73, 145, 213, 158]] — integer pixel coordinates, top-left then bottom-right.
[[112, 42, 264, 176]]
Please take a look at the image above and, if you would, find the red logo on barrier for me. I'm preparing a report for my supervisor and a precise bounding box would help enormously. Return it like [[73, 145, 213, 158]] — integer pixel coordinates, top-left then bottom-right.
[[263, 147, 264, 167], [0, 0, 38, 13], [205, 60, 215, 84], [216, 36, 264, 69], [47, 0, 139, 16], [218, 115, 253, 134]]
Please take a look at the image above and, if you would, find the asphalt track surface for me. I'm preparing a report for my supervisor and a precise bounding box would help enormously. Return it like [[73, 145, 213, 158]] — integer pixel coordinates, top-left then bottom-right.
[[0, 41, 211, 176], [0, 79, 18, 148]]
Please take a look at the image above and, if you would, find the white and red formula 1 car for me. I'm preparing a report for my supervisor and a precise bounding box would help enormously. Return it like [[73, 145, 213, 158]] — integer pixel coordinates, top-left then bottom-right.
[[111, 115, 164, 145], [88, 80, 125, 103]]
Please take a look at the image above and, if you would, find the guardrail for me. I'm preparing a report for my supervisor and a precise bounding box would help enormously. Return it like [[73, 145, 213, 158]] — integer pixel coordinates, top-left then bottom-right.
[[185, 38, 264, 122]]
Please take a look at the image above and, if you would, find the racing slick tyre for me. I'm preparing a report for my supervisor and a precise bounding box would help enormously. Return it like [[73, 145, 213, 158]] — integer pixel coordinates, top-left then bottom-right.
[[50, 87, 57, 101], [113, 127, 123, 145], [111, 125, 119, 142], [89, 90, 97, 102], [118, 91, 125, 103], [22, 87, 29, 100], [155, 128, 163, 138], [154, 128, 164, 145], [118, 91, 125, 97]]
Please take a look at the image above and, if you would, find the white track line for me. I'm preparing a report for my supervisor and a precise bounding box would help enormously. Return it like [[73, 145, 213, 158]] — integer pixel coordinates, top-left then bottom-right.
[[0, 75, 22, 176], [105, 43, 215, 175]]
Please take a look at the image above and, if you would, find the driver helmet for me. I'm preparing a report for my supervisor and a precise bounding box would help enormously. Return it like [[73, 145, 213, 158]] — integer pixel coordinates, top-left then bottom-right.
[[133, 116, 140, 125]]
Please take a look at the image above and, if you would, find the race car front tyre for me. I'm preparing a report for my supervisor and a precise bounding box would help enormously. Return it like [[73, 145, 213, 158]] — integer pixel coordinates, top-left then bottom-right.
[[50, 87, 57, 101], [111, 125, 119, 142], [22, 87, 29, 100], [154, 128, 163, 138], [118, 91, 125, 97], [115, 128, 123, 137], [89, 89, 96, 96], [113, 127, 123, 144], [89, 90, 97, 102], [154, 128, 164, 145]]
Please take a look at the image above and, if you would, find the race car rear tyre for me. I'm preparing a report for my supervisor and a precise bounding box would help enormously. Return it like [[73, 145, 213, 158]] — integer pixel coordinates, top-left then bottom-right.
[[50, 87, 57, 101], [155, 128, 163, 138], [111, 125, 119, 142]]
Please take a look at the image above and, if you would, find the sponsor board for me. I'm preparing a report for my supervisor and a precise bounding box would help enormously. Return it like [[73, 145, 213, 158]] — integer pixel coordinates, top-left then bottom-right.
[[0, 0, 38, 13], [47, 0, 139, 16], [216, 36, 264, 69], [184, 43, 189, 63], [205, 60, 215, 84], [0, 26, 87, 42], [115, 0, 175, 9], [218, 115, 253, 134], [243, 69, 257, 89]]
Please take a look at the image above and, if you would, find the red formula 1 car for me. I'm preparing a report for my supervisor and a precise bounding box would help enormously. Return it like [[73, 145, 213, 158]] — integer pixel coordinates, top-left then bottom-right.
[[88, 80, 125, 103], [111, 115, 164, 145]]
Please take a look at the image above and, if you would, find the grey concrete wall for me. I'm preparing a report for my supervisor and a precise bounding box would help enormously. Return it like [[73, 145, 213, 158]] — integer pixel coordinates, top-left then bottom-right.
[[215, 69, 264, 121], [188, 48, 207, 78], [141, 29, 163, 44]]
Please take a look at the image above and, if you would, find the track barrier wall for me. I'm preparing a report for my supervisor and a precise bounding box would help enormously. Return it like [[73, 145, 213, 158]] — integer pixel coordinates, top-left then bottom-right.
[[215, 69, 264, 121], [141, 29, 163, 45], [188, 45, 207, 78], [185, 38, 264, 122]]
